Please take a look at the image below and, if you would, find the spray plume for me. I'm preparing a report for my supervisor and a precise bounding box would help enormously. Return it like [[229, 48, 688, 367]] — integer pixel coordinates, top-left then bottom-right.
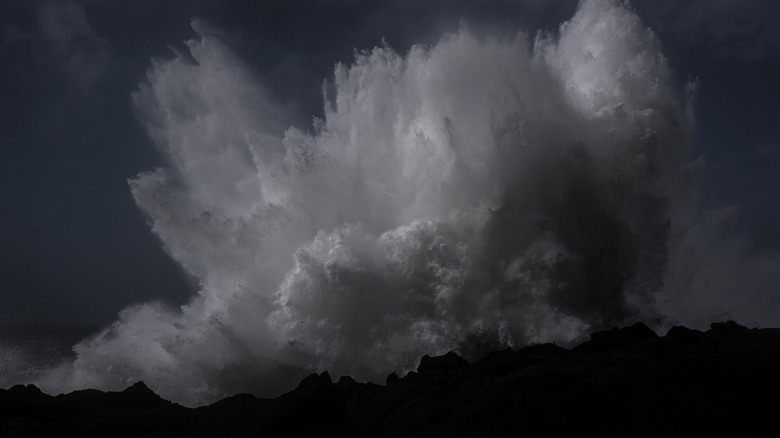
[[36, 0, 777, 406]]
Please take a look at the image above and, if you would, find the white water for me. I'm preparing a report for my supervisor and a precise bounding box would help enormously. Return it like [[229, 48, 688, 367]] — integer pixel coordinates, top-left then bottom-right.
[[36, 0, 779, 406]]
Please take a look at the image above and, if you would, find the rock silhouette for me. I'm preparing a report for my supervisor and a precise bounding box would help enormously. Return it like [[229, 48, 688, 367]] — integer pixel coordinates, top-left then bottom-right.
[[2, 321, 779, 437]]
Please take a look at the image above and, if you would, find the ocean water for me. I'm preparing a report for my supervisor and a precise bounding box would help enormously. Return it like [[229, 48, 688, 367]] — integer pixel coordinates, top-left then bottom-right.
[[0, 324, 100, 389]]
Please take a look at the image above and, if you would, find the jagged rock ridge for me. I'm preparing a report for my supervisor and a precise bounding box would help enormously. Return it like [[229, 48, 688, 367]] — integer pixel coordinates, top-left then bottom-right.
[[2, 321, 779, 437]]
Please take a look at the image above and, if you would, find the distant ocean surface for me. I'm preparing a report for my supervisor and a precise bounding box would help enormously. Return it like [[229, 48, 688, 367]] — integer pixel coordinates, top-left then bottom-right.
[[0, 324, 101, 389]]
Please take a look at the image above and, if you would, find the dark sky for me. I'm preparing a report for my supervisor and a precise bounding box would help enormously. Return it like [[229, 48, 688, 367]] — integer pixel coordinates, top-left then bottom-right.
[[1, 0, 778, 325]]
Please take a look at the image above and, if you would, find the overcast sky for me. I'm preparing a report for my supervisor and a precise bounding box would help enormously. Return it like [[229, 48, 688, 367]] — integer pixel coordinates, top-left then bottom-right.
[[1, 0, 778, 325]]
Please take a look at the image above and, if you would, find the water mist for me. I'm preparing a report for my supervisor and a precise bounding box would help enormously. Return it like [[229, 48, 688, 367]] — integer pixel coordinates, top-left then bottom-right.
[[36, 0, 779, 406]]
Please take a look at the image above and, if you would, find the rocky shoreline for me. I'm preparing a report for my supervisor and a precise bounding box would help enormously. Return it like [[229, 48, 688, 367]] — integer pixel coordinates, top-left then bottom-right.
[[2, 321, 779, 437]]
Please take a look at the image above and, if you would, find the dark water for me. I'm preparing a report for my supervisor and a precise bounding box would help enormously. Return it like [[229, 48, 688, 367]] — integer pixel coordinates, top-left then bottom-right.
[[0, 324, 101, 389]]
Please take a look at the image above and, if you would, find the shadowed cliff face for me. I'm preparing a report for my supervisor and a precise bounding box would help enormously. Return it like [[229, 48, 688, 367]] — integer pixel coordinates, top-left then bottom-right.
[[3, 321, 780, 436]]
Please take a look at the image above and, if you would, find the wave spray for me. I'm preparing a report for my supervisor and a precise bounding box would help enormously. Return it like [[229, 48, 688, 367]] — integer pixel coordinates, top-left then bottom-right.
[[38, 0, 776, 406]]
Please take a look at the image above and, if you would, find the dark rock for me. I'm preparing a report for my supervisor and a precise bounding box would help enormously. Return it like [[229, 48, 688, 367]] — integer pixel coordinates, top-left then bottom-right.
[[8, 384, 44, 396], [663, 325, 704, 349], [666, 325, 698, 338], [417, 351, 468, 373], [123, 380, 151, 393], [710, 320, 748, 333], [454, 342, 564, 384], [589, 322, 658, 350], [296, 371, 332, 390], [336, 375, 361, 395], [3, 321, 780, 437]]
